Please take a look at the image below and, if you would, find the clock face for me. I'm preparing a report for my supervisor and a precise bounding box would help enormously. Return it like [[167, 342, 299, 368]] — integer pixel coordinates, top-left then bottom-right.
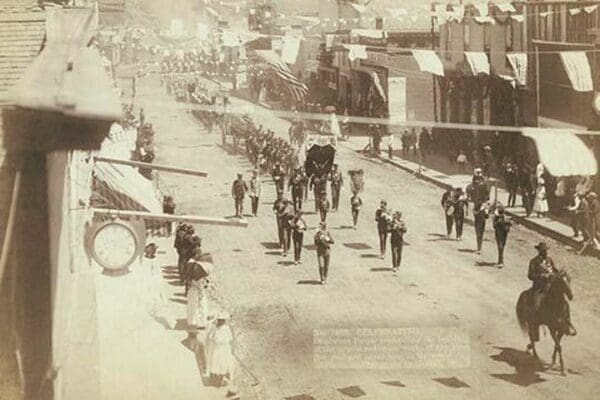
[[92, 222, 138, 270]]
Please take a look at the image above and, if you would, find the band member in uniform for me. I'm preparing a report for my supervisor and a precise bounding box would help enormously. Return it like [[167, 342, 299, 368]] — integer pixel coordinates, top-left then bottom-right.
[[493, 204, 511, 267], [248, 170, 261, 217], [289, 167, 305, 212], [350, 193, 363, 229], [281, 200, 295, 257], [329, 164, 343, 212], [309, 174, 326, 212], [390, 211, 407, 273], [453, 187, 468, 241], [441, 188, 455, 238], [162, 195, 176, 236], [272, 162, 285, 194], [273, 192, 287, 249], [231, 173, 248, 218], [314, 221, 335, 285], [318, 194, 331, 223], [291, 210, 308, 264], [375, 200, 391, 259], [474, 202, 490, 254]]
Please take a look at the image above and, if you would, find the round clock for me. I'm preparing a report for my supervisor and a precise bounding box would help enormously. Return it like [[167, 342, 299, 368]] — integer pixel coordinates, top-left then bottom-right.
[[90, 220, 140, 271]]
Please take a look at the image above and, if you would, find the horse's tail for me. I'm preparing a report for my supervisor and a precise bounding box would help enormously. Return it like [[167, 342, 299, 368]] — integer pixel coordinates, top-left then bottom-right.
[[516, 291, 529, 334]]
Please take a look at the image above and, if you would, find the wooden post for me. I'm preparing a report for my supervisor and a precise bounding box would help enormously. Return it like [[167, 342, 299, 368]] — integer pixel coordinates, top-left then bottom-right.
[[94, 156, 208, 177], [91, 208, 249, 228], [535, 42, 540, 126]]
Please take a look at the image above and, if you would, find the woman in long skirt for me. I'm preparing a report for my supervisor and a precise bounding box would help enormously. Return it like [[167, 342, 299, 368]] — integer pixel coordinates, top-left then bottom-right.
[[186, 252, 212, 334], [533, 177, 549, 217], [205, 312, 236, 393]]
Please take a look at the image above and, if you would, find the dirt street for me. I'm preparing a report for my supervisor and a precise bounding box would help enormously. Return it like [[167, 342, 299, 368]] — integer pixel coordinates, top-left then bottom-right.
[[138, 75, 600, 400]]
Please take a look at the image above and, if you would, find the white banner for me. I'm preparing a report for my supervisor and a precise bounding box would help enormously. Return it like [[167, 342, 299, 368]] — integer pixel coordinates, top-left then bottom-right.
[[388, 77, 406, 125]]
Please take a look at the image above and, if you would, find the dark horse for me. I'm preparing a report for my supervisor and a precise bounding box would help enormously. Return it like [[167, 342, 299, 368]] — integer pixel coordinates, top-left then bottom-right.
[[516, 269, 574, 375]]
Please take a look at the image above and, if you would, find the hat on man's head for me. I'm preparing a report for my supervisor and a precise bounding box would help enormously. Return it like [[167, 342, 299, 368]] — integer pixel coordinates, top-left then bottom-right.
[[535, 241, 548, 251]]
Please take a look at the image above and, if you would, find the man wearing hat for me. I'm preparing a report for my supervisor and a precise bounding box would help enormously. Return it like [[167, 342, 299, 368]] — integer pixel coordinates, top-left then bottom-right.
[[248, 170, 261, 217], [318, 194, 331, 223], [441, 188, 456, 238], [473, 202, 490, 255], [231, 173, 248, 218], [375, 200, 391, 259], [314, 221, 335, 285], [453, 187, 468, 241], [526, 241, 575, 339], [389, 211, 407, 273], [289, 166, 305, 212], [493, 204, 511, 267], [272, 161, 285, 194], [528, 242, 557, 308], [329, 163, 343, 212], [273, 192, 287, 250]]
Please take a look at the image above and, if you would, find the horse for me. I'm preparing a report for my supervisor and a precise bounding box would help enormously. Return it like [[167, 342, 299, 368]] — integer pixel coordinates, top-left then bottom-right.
[[516, 269, 574, 375]]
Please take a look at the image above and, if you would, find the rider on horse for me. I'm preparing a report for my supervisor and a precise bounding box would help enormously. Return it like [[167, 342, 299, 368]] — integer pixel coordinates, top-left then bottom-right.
[[528, 241, 576, 339]]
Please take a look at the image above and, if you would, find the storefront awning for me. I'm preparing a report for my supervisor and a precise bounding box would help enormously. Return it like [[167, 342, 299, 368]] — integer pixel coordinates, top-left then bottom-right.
[[506, 53, 527, 86], [93, 134, 161, 213], [465, 52, 490, 75], [412, 50, 444, 76], [523, 129, 597, 176], [560, 51, 593, 92], [93, 162, 161, 213]]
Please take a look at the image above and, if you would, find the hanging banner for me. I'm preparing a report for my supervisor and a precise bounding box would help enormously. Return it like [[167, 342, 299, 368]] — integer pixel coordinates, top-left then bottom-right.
[[388, 77, 406, 125]]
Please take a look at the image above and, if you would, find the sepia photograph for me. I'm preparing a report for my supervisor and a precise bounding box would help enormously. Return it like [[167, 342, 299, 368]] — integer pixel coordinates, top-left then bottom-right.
[[0, 0, 599, 399]]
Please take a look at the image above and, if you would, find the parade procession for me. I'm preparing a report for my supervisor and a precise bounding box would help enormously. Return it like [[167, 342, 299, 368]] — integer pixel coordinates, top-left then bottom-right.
[[2, 1, 600, 400]]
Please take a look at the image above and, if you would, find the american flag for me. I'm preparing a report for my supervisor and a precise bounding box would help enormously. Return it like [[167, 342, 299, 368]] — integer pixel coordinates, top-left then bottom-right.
[[257, 51, 308, 102]]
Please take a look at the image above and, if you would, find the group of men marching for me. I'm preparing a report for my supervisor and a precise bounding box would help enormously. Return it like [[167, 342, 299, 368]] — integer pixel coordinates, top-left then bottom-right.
[[441, 167, 512, 267]]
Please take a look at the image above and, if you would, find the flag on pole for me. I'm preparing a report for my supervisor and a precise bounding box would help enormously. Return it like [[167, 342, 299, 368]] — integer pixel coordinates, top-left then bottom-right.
[[256, 50, 308, 101]]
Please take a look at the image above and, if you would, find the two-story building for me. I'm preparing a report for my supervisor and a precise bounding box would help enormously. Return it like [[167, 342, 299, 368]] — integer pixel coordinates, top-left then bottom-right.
[[434, 1, 600, 158]]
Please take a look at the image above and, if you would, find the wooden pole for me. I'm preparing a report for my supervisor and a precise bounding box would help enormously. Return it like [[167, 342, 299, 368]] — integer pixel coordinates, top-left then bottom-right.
[[91, 208, 248, 227], [94, 156, 208, 177], [535, 43, 540, 126]]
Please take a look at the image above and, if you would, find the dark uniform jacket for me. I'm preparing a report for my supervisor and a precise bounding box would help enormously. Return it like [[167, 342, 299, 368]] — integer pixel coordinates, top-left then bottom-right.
[[231, 179, 248, 199], [390, 220, 407, 244], [528, 255, 557, 290], [493, 213, 511, 239], [314, 231, 334, 253], [329, 170, 343, 188], [289, 172, 305, 195], [375, 208, 390, 232]]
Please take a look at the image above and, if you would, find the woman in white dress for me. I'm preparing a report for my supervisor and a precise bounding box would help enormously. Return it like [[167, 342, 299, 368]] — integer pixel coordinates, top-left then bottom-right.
[[186, 249, 212, 334], [534, 177, 549, 217], [205, 311, 236, 393]]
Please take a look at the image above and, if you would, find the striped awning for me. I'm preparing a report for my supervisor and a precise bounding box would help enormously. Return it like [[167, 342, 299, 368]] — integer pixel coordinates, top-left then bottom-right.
[[93, 162, 161, 213], [255, 50, 308, 102], [92, 134, 161, 213], [523, 129, 598, 177]]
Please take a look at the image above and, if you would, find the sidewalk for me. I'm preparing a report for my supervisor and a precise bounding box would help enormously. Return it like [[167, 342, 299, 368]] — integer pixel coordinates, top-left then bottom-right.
[[194, 84, 596, 256], [343, 136, 597, 255]]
